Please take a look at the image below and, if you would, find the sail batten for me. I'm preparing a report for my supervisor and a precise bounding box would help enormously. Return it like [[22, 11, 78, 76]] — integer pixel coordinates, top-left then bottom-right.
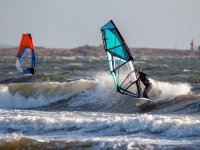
[[101, 20, 142, 98]]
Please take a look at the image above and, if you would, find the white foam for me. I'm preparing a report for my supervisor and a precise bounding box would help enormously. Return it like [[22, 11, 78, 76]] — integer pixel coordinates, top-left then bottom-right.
[[90, 72, 192, 103], [151, 79, 192, 101], [69, 72, 192, 108], [0, 110, 199, 138], [68, 72, 122, 108]]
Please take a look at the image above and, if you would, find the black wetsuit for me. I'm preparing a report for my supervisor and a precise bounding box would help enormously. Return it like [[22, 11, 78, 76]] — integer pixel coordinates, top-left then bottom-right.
[[138, 71, 152, 98], [27, 67, 35, 74]]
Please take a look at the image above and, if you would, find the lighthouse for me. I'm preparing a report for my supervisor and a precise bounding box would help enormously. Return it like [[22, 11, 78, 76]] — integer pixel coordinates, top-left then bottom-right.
[[191, 39, 195, 51]]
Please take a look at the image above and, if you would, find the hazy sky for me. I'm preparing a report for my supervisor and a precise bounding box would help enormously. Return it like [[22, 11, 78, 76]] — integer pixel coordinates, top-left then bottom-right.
[[0, 0, 200, 49]]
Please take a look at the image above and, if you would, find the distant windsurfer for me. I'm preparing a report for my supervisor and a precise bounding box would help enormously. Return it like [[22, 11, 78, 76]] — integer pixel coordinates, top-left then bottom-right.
[[138, 71, 152, 99], [27, 67, 34, 74]]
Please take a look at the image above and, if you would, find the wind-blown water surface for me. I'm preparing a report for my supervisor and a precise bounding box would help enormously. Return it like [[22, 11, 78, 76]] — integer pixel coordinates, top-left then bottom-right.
[[0, 55, 200, 149]]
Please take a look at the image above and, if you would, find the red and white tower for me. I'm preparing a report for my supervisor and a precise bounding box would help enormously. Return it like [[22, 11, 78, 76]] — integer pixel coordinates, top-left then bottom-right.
[[191, 39, 195, 51]]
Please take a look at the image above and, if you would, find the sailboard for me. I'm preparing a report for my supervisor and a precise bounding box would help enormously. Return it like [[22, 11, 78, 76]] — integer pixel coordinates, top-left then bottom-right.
[[135, 98, 154, 107], [15, 33, 35, 75], [101, 20, 158, 107]]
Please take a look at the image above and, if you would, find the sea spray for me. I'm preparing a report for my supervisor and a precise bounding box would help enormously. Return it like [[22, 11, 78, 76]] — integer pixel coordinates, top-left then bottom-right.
[[151, 79, 192, 101], [68, 72, 118, 108]]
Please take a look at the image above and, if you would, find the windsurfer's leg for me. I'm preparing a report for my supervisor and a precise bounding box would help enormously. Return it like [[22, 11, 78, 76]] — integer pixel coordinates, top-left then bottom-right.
[[143, 90, 148, 98], [30, 68, 34, 74], [143, 83, 153, 98]]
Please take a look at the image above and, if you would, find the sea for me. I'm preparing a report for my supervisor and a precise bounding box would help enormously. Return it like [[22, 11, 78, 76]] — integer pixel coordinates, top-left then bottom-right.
[[0, 54, 200, 150]]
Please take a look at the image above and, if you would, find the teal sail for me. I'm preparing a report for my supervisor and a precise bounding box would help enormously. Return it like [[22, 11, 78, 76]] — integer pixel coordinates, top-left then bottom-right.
[[101, 20, 142, 98]]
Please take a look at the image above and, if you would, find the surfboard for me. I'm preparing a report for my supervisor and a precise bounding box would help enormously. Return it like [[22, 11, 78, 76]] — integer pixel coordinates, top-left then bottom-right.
[[135, 98, 155, 107], [135, 86, 161, 107]]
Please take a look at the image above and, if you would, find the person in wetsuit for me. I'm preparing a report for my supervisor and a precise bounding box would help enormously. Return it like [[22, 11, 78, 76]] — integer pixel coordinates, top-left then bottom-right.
[[27, 67, 34, 74], [138, 71, 152, 99]]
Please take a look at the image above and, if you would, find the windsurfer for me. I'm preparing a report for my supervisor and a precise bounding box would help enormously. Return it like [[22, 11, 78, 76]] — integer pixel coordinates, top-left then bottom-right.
[[138, 71, 152, 99]]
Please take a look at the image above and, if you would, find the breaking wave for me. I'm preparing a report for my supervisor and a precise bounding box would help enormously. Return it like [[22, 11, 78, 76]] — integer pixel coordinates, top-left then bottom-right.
[[0, 80, 94, 109], [0, 110, 199, 139], [0, 72, 197, 114]]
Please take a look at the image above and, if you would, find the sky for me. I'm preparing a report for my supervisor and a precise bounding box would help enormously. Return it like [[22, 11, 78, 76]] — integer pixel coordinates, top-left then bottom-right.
[[0, 0, 200, 49]]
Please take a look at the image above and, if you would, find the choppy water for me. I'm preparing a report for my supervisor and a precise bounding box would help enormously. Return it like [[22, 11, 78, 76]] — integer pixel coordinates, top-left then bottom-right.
[[0, 55, 200, 150]]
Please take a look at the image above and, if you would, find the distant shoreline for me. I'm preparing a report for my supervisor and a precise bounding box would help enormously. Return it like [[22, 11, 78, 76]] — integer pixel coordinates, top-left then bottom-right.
[[0, 45, 199, 57]]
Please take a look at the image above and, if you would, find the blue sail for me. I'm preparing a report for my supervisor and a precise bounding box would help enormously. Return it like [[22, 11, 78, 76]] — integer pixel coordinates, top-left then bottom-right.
[[101, 20, 142, 98]]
